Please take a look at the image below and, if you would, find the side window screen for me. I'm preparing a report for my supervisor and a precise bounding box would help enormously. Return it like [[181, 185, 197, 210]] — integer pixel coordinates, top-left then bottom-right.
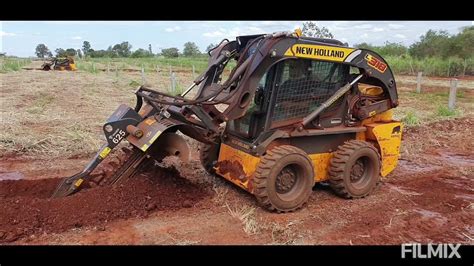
[[271, 59, 348, 126]]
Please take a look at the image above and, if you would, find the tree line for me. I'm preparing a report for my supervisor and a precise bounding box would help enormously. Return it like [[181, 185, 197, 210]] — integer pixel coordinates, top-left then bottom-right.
[[354, 26, 473, 59], [34, 23, 472, 61], [35, 41, 209, 59]]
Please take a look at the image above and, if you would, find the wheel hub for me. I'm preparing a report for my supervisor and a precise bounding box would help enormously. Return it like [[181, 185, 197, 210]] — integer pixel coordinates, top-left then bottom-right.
[[276, 166, 297, 194], [350, 159, 365, 182]]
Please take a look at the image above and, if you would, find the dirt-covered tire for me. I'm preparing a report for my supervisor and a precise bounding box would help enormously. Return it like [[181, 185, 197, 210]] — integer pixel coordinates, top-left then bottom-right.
[[253, 145, 315, 212], [199, 138, 221, 175], [328, 140, 381, 199]]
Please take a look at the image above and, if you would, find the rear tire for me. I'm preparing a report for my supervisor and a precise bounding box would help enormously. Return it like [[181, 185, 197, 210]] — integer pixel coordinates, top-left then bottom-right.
[[328, 140, 381, 199], [253, 145, 314, 212]]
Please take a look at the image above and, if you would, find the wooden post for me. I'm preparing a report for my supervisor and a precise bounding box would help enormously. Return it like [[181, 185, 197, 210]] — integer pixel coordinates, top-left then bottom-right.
[[171, 72, 177, 93], [156, 65, 159, 74], [115, 65, 118, 78], [141, 66, 146, 84], [416, 72, 422, 93], [448, 78, 458, 110], [192, 65, 195, 78]]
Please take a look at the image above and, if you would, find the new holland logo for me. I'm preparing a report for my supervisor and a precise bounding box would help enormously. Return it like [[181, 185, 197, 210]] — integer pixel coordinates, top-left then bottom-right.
[[284, 44, 355, 62]]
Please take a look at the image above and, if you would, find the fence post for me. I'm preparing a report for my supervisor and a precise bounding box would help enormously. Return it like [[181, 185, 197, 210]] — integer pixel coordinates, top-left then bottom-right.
[[171, 72, 177, 93], [192, 65, 195, 79], [141, 66, 146, 84], [416, 72, 423, 93], [448, 78, 458, 110], [115, 65, 118, 78]]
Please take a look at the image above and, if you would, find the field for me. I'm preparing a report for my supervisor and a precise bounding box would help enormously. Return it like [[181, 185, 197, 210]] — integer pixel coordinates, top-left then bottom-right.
[[0, 62, 473, 245]]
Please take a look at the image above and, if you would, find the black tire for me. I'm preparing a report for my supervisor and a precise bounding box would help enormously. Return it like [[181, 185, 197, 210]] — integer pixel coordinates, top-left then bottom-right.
[[328, 140, 381, 199], [199, 138, 220, 175], [253, 145, 314, 212]]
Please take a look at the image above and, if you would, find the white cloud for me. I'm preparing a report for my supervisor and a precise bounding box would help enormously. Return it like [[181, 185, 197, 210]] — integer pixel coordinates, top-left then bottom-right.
[[354, 24, 373, 29], [203, 31, 224, 38], [372, 27, 384, 32], [203, 26, 264, 39], [165, 26, 182, 32], [388, 24, 404, 29], [0, 31, 17, 37], [395, 34, 407, 39], [71, 36, 82, 40]]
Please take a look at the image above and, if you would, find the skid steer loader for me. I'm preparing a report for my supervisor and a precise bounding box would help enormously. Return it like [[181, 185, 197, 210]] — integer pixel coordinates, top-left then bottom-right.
[[52, 30, 403, 212], [42, 56, 77, 71]]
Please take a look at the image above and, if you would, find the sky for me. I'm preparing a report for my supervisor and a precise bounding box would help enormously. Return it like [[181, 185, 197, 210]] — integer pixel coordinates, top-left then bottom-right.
[[1, 21, 473, 57]]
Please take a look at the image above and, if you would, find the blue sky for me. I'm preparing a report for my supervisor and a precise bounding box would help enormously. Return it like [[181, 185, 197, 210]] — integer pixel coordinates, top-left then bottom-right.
[[1, 21, 472, 57]]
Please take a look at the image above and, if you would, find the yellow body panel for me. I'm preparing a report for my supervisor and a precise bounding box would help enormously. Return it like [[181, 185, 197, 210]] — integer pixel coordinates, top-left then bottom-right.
[[308, 153, 333, 182], [69, 63, 77, 71], [215, 143, 260, 191], [215, 110, 402, 193], [365, 122, 403, 177], [358, 83, 384, 96]]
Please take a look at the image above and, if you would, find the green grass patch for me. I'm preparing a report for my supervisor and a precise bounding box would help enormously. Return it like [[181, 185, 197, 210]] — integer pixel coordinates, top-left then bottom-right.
[[402, 111, 420, 126], [0, 58, 31, 73], [436, 105, 458, 117]]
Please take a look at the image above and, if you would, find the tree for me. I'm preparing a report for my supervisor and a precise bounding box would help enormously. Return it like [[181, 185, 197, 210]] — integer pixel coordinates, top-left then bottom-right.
[[409, 30, 451, 58], [82, 41, 92, 57], [148, 44, 153, 55], [378, 42, 408, 57], [301, 21, 334, 39], [161, 47, 179, 58], [451, 26, 474, 59], [131, 48, 153, 58], [183, 42, 200, 57], [354, 42, 377, 50], [111, 41, 132, 57], [65, 48, 77, 57], [55, 48, 67, 57], [35, 44, 52, 58], [206, 43, 217, 53]]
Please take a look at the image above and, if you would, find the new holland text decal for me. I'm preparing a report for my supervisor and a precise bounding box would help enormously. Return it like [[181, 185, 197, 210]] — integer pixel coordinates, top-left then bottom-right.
[[284, 44, 355, 62]]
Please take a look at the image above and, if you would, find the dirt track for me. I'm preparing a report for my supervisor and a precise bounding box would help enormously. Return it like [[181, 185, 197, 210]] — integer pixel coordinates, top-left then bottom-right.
[[0, 117, 473, 245]]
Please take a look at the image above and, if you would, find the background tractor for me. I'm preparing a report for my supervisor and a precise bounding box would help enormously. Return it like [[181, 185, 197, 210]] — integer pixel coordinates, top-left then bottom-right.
[[41, 56, 77, 71]]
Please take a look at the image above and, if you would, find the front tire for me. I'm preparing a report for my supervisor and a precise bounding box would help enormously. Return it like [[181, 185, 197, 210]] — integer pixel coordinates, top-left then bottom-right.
[[328, 140, 381, 199], [199, 137, 220, 175], [253, 145, 314, 212]]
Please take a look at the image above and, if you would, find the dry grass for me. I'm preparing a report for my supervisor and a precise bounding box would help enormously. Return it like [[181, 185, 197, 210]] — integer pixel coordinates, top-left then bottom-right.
[[225, 203, 260, 235], [0, 69, 195, 159]]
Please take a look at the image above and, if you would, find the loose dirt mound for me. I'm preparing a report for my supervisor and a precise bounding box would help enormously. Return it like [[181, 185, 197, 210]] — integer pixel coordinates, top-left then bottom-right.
[[0, 167, 208, 243]]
